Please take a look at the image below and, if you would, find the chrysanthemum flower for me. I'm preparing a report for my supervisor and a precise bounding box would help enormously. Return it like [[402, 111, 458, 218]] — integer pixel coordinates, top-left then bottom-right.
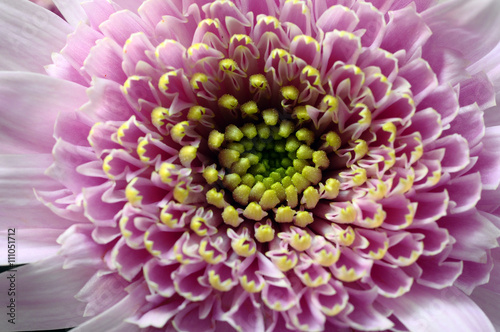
[[1, 0, 500, 331]]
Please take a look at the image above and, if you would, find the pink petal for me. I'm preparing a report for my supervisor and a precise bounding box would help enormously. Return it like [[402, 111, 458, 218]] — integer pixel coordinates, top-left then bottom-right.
[[444, 103, 485, 150], [469, 126, 500, 190], [337, 287, 393, 330], [423, 0, 500, 64], [80, 78, 135, 122], [444, 173, 482, 214], [459, 72, 496, 111], [75, 271, 129, 317], [439, 210, 500, 263], [58, 224, 108, 269], [0, 0, 71, 72], [52, 0, 87, 27], [82, 0, 117, 30], [0, 256, 94, 331], [380, 5, 432, 64], [0, 228, 61, 264], [72, 281, 149, 332], [381, 284, 495, 332], [113, 0, 144, 13], [84, 37, 127, 83], [470, 286, 500, 331], [0, 154, 74, 230], [99, 9, 152, 47], [0, 72, 88, 154]]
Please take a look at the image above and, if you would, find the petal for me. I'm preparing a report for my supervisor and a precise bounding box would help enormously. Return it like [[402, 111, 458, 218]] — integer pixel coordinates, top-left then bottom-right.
[[444, 104, 485, 150], [444, 173, 482, 214], [458, 72, 496, 111], [0, 72, 88, 154], [113, 0, 145, 13], [381, 284, 495, 332], [439, 210, 500, 263], [0, 228, 61, 265], [53, 0, 88, 27], [469, 41, 500, 95], [0, 154, 74, 230], [423, 0, 500, 64], [469, 126, 500, 190], [0, 0, 71, 72], [99, 9, 152, 47], [470, 287, 500, 331], [75, 271, 129, 317], [84, 37, 127, 83], [380, 5, 432, 63], [0, 256, 94, 331], [72, 281, 149, 332], [82, 0, 117, 30], [389, 0, 437, 12], [80, 78, 135, 122]]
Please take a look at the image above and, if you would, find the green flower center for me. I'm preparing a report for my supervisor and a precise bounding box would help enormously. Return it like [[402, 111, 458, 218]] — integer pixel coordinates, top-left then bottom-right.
[[200, 81, 344, 231]]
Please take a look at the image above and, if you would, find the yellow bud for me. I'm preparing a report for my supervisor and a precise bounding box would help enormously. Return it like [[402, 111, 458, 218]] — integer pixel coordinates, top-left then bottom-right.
[[255, 224, 275, 243], [275, 206, 295, 223], [222, 205, 242, 227], [179, 146, 197, 167]]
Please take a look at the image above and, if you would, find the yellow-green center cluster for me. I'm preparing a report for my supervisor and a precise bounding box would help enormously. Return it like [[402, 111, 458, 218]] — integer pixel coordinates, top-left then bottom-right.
[[204, 92, 341, 228]]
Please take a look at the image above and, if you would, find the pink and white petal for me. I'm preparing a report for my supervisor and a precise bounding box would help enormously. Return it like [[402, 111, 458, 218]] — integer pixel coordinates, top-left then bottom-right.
[[380, 284, 495, 332], [99, 9, 153, 47], [338, 288, 393, 331], [458, 72, 496, 111], [469, 126, 500, 190], [423, 0, 500, 89], [444, 173, 482, 215], [480, 246, 500, 293], [58, 224, 109, 269], [0, 154, 74, 230], [389, 0, 437, 12], [423, 0, 500, 64], [0, 228, 61, 265], [0, 72, 88, 154], [113, 0, 145, 13], [380, 5, 432, 64], [0, 0, 71, 73], [75, 271, 129, 317], [0, 256, 95, 331], [53, 0, 88, 27], [80, 78, 135, 122], [469, 287, 500, 331], [238, 0, 278, 17], [454, 254, 494, 295], [221, 291, 265, 332], [469, 41, 500, 93], [439, 210, 500, 263], [82, 0, 117, 31], [72, 281, 150, 332]]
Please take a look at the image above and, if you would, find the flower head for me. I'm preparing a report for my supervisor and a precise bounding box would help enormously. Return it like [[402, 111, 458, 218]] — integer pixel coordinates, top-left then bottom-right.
[[2, 0, 500, 331]]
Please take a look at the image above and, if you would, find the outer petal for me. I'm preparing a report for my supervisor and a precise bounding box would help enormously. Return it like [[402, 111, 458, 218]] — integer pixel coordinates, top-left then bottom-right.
[[0, 154, 74, 230], [0, 256, 94, 331], [470, 287, 500, 331], [381, 284, 495, 332], [0, 0, 71, 72], [53, 0, 88, 27], [72, 281, 149, 332], [0, 72, 88, 154], [0, 228, 62, 265], [423, 0, 500, 64]]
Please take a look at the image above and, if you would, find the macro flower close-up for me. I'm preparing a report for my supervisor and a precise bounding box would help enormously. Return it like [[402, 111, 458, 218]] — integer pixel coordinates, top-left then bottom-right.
[[1, 0, 500, 331]]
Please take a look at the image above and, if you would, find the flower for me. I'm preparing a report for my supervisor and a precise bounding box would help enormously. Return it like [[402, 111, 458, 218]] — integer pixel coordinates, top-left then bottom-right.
[[1, 0, 500, 331]]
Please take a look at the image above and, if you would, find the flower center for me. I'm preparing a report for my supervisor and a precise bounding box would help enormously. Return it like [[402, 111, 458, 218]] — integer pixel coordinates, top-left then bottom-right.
[[197, 83, 343, 231]]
